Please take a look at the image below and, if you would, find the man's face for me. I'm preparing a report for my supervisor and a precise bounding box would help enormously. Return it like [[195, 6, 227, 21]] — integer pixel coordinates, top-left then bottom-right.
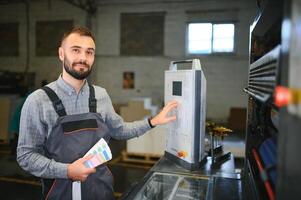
[[59, 33, 95, 80]]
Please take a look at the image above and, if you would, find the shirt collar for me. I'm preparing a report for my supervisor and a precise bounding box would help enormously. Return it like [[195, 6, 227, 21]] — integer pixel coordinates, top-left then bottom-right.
[[56, 75, 89, 96]]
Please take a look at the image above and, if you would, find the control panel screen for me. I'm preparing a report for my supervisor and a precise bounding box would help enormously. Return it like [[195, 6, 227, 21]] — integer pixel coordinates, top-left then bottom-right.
[[172, 81, 182, 96]]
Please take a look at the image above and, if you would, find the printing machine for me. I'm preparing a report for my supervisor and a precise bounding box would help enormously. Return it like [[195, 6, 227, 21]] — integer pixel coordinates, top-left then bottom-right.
[[121, 59, 243, 200], [121, 0, 301, 199], [243, 0, 301, 199], [121, 155, 241, 200]]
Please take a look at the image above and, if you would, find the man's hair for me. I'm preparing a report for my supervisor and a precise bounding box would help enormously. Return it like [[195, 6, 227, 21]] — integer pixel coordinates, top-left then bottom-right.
[[60, 26, 95, 45]]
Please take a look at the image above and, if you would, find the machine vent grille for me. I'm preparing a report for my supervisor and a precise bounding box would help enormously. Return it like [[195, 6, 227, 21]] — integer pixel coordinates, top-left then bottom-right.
[[245, 45, 280, 102]]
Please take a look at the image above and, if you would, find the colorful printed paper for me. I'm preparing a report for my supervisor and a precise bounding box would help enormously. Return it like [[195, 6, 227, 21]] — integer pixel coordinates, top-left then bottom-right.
[[84, 138, 112, 168]]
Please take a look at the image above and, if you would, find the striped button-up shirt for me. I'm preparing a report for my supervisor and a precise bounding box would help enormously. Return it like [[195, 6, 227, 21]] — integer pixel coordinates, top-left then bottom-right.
[[17, 76, 151, 179]]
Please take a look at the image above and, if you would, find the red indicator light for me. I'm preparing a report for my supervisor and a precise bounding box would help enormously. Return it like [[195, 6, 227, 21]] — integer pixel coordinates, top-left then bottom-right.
[[274, 86, 292, 107]]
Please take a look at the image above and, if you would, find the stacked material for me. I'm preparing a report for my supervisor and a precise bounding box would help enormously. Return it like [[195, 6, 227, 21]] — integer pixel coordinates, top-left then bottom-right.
[[120, 98, 165, 155]]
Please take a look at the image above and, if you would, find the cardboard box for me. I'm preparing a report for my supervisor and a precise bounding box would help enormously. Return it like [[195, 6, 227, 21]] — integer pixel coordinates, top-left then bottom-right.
[[120, 101, 151, 122], [228, 107, 247, 131], [120, 98, 165, 155], [126, 126, 167, 155]]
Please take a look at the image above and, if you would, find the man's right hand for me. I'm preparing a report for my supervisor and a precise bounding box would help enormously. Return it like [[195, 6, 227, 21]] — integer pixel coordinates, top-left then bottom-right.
[[67, 155, 96, 182]]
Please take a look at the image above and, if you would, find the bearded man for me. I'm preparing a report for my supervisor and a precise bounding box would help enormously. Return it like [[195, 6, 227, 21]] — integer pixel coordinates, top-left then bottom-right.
[[17, 26, 178, 200]]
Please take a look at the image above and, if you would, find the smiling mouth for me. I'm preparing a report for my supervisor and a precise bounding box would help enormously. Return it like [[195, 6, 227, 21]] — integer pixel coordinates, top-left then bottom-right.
[[74, 63, 88, 68]]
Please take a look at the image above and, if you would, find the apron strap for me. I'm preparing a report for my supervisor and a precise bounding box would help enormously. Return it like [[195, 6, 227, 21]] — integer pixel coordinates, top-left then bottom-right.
[[88, 84, 97, 113], [41, 86, 67, 117]]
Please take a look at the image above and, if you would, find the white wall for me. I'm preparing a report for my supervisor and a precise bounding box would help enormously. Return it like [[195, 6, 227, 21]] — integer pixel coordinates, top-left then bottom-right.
[[0, 0, 257, 122], [94, 0, 257, 122]]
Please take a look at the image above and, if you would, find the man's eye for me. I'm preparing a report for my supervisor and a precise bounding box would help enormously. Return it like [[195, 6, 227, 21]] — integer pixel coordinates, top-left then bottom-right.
[[87, 51, 94, 55], [72, 49, 80, 53]]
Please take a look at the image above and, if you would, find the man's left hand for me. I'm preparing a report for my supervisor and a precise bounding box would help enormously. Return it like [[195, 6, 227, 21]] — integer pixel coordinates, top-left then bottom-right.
[[150, 100, 178, 126]]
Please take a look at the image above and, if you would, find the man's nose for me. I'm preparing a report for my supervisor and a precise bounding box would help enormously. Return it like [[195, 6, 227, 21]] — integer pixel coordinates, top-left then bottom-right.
[[78, 51, 87, 61]]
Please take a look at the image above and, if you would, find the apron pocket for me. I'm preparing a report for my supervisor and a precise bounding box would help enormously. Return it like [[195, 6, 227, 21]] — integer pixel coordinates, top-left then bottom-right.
[[62, 119, 98, 134]]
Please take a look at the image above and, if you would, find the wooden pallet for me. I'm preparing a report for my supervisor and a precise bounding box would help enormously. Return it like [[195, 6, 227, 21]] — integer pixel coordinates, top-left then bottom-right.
[[121, 151, 162, 165]]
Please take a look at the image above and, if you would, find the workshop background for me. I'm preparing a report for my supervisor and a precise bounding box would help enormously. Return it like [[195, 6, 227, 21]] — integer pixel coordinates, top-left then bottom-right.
[[0, 0, 258, 199], [0, 0, 257, 121]]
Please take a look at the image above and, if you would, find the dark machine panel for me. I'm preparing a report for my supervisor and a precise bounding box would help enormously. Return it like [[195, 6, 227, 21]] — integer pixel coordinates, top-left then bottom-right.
[[245, 46, 280, 103], [121, 156, 242, 200], [131, 172, 209, 200], [213, 177, 242, 200], [244, 0, 301, 199]]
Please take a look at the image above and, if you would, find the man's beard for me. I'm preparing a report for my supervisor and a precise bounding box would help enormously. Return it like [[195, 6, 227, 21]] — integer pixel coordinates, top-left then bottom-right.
[[63, 58, 92, 80]]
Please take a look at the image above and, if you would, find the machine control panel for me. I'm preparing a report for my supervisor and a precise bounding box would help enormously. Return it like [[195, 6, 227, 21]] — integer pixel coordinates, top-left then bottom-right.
[[164, 59, 206, 170]]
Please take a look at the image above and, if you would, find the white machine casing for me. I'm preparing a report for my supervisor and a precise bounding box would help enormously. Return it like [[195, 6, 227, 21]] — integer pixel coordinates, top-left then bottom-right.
[[164, 59, 206, 170]]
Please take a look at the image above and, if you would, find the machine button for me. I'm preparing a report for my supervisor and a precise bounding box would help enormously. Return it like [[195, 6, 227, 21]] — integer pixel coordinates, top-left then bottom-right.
[[177, 151, 187, 158]]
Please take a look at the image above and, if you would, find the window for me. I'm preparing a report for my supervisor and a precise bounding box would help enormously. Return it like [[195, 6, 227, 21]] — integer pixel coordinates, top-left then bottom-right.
[[187, 23, 235, 54]]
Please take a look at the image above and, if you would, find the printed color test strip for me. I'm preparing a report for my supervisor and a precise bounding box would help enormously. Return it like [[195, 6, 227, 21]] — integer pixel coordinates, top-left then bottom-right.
[[84, 138, 112, 168]]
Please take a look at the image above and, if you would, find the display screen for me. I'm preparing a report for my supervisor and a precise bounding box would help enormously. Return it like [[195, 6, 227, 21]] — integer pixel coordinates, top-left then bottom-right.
[[172, 81, 182, 96]]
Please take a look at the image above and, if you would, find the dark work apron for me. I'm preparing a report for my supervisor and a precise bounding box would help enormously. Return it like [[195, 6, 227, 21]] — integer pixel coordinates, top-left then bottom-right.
[[40, 85, 115, 200]]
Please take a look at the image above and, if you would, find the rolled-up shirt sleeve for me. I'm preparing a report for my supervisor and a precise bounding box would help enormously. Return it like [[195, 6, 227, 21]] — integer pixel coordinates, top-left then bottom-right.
[[98, 89, 152, 140], [17, 94, 68, 179]]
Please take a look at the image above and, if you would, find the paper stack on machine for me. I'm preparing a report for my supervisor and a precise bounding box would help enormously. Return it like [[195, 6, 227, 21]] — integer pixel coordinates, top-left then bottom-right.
[[84, 138, 112, 168]]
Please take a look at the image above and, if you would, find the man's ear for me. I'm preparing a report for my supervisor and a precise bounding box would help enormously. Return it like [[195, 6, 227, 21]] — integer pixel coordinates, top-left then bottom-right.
[[58, 47, 64, 61]]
